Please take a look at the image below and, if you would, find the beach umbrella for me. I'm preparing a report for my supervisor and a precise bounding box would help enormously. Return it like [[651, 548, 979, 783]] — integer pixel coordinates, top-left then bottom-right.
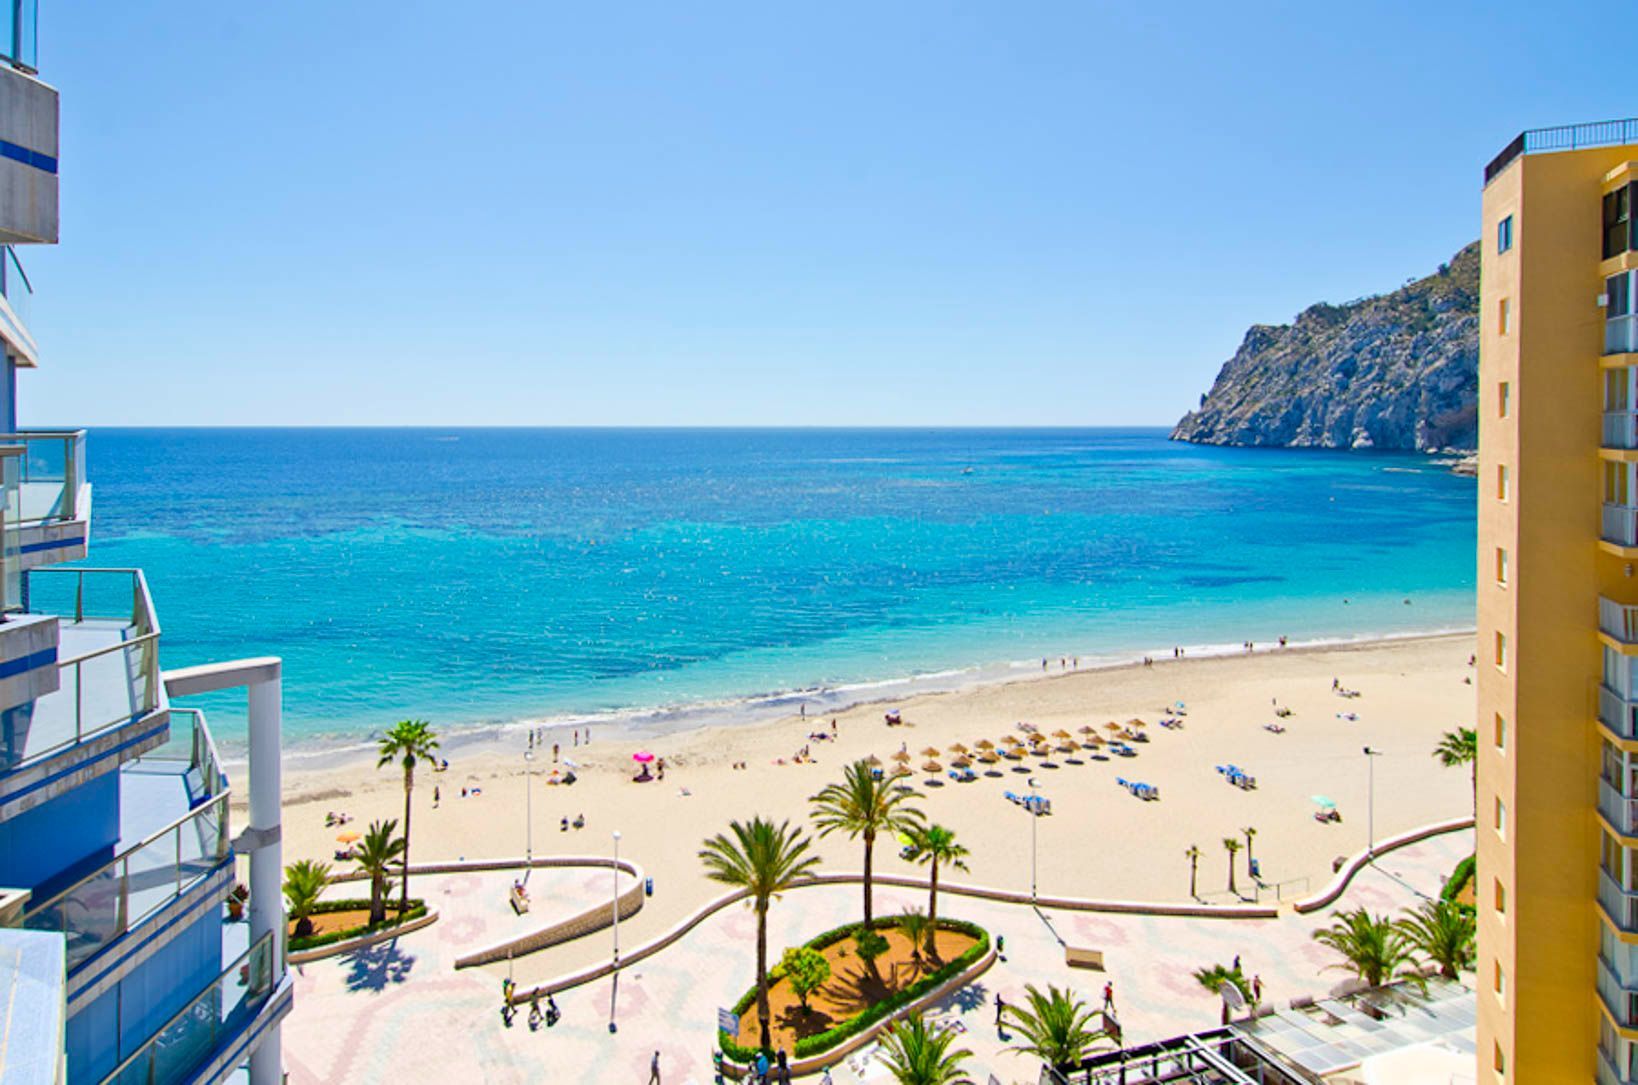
[[1052, 729, 1073, 740], [1003, 734, 1023, 745], [865, 754, 882, 766], [1078, 725, 1097, 736], [336, 831, 360, 844], [892, 750, 913, 762], [975, 738, 996, 750], [1127, 718, 1147, 729], [1061, 738, 1081, 751], [949, 742, 970, 754], [922, 760, 942, 775], [1104, 722, 1124, 734], [951, 755, 971, 768], [1082, 733, 1104, 746], [921, 746, 940, 758], [632, 751, 655, 763]]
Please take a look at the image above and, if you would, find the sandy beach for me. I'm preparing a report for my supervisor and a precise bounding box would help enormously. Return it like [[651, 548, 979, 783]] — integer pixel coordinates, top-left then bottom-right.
[[264, 631, 1476, 983]]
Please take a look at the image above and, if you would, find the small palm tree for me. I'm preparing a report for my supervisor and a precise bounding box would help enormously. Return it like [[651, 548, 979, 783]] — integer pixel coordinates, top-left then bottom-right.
[[699, 817, 821, 1053], [1242, 826, 1257, 873], [1433, 727, 1477, 808], [1193, 962, 1250, 1024], [905, 824, 969, 959], [811, 760, 925, 925], [282, 858, 331, 939], [878, 1012, 974, 1085], [1312, 908, 1418, 988], [377, 719, 440, 911], [1223, 838, 1242, 896], [898, 908, 934, 965], [1186, 844, 1201, 899], [1003, 984, 1108, 1069], [1396, 899, 1476, 979], [354, 819, 406, 924]]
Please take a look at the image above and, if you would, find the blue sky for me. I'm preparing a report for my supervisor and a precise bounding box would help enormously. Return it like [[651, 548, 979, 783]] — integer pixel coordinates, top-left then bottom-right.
[[17, 2, 1618, 426]]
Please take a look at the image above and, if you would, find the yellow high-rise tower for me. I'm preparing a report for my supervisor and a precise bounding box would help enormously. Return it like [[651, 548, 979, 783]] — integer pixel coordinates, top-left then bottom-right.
[[1479, 120, 1638, 1084]]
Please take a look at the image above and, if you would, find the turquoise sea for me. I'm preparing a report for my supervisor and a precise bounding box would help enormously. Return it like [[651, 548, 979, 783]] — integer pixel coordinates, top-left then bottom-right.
[[81, 428, 1476, 754]]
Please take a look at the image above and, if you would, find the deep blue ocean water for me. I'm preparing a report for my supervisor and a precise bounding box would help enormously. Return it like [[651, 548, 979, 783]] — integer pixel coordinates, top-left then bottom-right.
[[79, 428, 1476, 753]]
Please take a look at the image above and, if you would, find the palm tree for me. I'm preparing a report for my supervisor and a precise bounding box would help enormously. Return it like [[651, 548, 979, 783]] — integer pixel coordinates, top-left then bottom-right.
[[1003, 984, 1108, 1069], [1312, 908, 1418, 988], [905, 824, 969, 959], [282, 858, 331, 939], [1242, 826, 1257, 874], [898, 908, 934, 965], [377, 719, 440, 912], [1396, 899, 1476, 979], [1192, 962, 1250, 1024], [354, 819, 406, 924], [878, 1012, 974, 1085], [699, 817, 821, 1053], [810, 760, 925, 925], [1223, 838, 1242, 896], [1433, 727, 1477, 808], [1186, 844, 1201, 899]]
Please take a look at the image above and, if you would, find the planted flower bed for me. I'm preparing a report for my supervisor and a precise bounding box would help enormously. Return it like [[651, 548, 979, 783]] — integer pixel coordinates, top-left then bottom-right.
[[287, 899, 429, 953], [720, 917, 989, 1062]]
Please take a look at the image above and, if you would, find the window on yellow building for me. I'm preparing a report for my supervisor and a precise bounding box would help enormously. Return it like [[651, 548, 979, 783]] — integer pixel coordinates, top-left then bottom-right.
[[1495, 1041, 1506, 1076], [1495, 795, 1506, 838], [1494, 713, 1506, 752], [1498, 382, 1510, 417], [1497, 464, 1509, 502], [1494, 960, 1505, 999], [1495, 631, 1507, 671], [1495, 548, 1507, 586], [1498, 297, 1511, 335], [1494, 878, 1505, 915]]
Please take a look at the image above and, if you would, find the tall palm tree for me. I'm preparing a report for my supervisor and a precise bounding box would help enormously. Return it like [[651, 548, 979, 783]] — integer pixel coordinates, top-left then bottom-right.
[[1242, 826, 1258, 873], [699, 817, 821, 1053], [282, 858, 331, 939], [354, 819, 406, 924], [1186, 844, 1201, 899], [1003, 984, 1108, 1069], [1223, 838, 1242, 896], [905, 824, 969, 959], [810, 760, 925, 925], [1433, 727, 1478, 808], [1312, 908, 1418, 988], [377, 719, 440, 912], [878, 1012, 974, 1085], [1396, 899, 1476, 979], [1192, 962, 1250, 1025]]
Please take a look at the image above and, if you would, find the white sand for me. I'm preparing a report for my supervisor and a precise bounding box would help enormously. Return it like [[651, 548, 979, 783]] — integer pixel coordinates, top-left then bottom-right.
[[263, 632, 1476, 981]]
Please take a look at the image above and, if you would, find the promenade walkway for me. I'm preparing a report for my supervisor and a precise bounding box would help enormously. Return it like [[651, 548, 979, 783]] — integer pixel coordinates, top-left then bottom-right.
[[281, 828, 1471, 1084]]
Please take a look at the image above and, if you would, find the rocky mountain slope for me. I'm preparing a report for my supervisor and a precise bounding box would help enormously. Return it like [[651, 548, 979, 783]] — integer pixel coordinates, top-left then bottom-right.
[[1171, 242, 1479, 451]]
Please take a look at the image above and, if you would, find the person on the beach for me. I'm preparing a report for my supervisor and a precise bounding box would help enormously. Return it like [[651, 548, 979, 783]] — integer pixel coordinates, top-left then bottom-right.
[[649, 1050, 661, 1084], [552, 743, 559, 763], [433, 785, 440, 807], [995, 992, 1005, 1027]]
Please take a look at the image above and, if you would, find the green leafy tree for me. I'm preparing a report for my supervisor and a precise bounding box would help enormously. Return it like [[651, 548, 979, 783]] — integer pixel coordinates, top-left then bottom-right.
[[1002, 984, 1109, 1068], [1433, 727, 1477, 808], [854, 928, 890, 976], [897, 908, 934, 964], [878, 1012, 974, 1085], [904, 824, 969, 959], [282, 858, 331, 939], [1186, 844, 1201, 899], [699, 817, 821, 1053], [1223, 838, 1242, 896], [779, 946, 832, 1014], [810, 760, 925, 925], [1312, 908, 1419, 988], [1192, 962, 1250, 1024], [1396, 899, 1476, 980], [377, 719, 440, 911], [354, 819, 406, 925]]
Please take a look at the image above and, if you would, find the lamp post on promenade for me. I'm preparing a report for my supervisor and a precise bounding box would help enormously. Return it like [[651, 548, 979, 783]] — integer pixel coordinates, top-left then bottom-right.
[[1363, 746, 1382, 857], [1028, 776, 1041, 902]]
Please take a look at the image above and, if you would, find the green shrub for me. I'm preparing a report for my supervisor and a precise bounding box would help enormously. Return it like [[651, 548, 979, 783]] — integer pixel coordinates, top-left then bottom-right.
[[287, 898, 428, 952], [717, 917, 990, 1061], [1441, 855, 1476, 903]]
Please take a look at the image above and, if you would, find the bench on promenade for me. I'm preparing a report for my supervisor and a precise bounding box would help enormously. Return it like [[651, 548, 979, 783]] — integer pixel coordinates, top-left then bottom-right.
[[1065, 946, 1105, 971]]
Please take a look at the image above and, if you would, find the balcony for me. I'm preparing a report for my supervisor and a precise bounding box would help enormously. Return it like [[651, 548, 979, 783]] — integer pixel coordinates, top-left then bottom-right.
[[3, 430, 89, 571], [21, 709, 228, 971], [1604, 686, 1638, 741], [1601, 953, 1638, 1028], [1601, 869, 1638, 934], [1612, 413, 1638, 450], [1604, 598, 1638, 646], [101, 929, 286, 1085], [1607, 506, 1638, 550], [1612, 317, 1638, 357], [1603, 777, 1638, 836], [1602, 1045, 1638, 1085], [0, 0, 35, 73]]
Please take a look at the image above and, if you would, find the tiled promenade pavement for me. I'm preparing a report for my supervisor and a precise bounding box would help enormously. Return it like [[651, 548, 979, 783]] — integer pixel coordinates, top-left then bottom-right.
[[283, 829, 1472, 1084]]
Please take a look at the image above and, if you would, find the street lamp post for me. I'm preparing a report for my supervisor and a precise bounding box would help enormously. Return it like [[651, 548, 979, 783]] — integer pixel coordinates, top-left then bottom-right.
[[1028, 777, 1040, 902], [610, 829, 622, 1035], [1363, 746, 1382, 856], [523, 750, 535, 874]]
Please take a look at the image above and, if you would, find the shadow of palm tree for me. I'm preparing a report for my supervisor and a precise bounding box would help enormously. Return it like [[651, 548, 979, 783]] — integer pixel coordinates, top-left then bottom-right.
[[774, 1001, 837, 1039], [950, 982, 988, 1013], [343, 939, 417, 992]]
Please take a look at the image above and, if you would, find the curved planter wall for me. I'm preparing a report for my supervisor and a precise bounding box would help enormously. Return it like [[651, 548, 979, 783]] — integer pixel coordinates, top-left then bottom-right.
[[289, 908, 440, 964]]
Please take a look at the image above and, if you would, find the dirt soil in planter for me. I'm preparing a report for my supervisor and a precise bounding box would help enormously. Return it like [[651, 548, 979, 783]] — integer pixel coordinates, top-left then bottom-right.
[[288, 906, 410, 941], [736, 926, 980, 1054]]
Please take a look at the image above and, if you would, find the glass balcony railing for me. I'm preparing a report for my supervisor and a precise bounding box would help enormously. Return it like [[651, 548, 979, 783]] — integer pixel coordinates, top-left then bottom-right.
[[101, 930, 277, 1085], [0, 1, 34, 73], [1611, 316, 1638, 356], [1601, 1044, 1638, 1085], [1606, 505, 1638, 549], [1600, 953, 1638, 1028], [0, 246, 31, 330], [1603, 598, 1638, 645], [1602, 685, 1638, 741], [0, 430, 86, 526], [1602, 777, 1638, 836], [0, 567, 161, 770], [1610, 412, 1638, 450], [22, 710, 229, 971]]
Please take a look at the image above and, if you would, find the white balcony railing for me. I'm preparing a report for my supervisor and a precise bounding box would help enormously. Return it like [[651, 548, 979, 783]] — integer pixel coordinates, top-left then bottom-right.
[[1612, 316, 1638, 356], [1603, 597, 1638, 644], [1600, 953, 1638, 1028], [21, 710, 229, 971], [1603, 685, 1638, 741], [1610, 412, 1638, 450], [1603, 869, 1638, 935], [1602, 777, 1638, 836], [1606, 505, 1638, 549]]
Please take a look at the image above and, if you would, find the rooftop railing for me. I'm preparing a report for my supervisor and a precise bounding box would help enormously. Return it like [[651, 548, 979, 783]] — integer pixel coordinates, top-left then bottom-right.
[[0, 246, 31, 329], [0, 1, 34, 74], [1, 567, 162, 769], [101, 929, 276, 1085], [0, 430, 86, 526], [21, 709, 229, 971], [1486, 118, 1638, 184]]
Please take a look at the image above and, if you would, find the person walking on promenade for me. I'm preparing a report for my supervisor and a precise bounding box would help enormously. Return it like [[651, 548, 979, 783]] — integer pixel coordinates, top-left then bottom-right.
[[649, 1050, 661, 1084], [1102, 980, 1115, 1012], [995, 992, 1006, 1028]]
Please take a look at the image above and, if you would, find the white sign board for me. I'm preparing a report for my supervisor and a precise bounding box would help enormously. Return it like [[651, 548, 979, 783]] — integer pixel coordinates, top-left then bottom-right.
[[717, 1007, 739, 1034]]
